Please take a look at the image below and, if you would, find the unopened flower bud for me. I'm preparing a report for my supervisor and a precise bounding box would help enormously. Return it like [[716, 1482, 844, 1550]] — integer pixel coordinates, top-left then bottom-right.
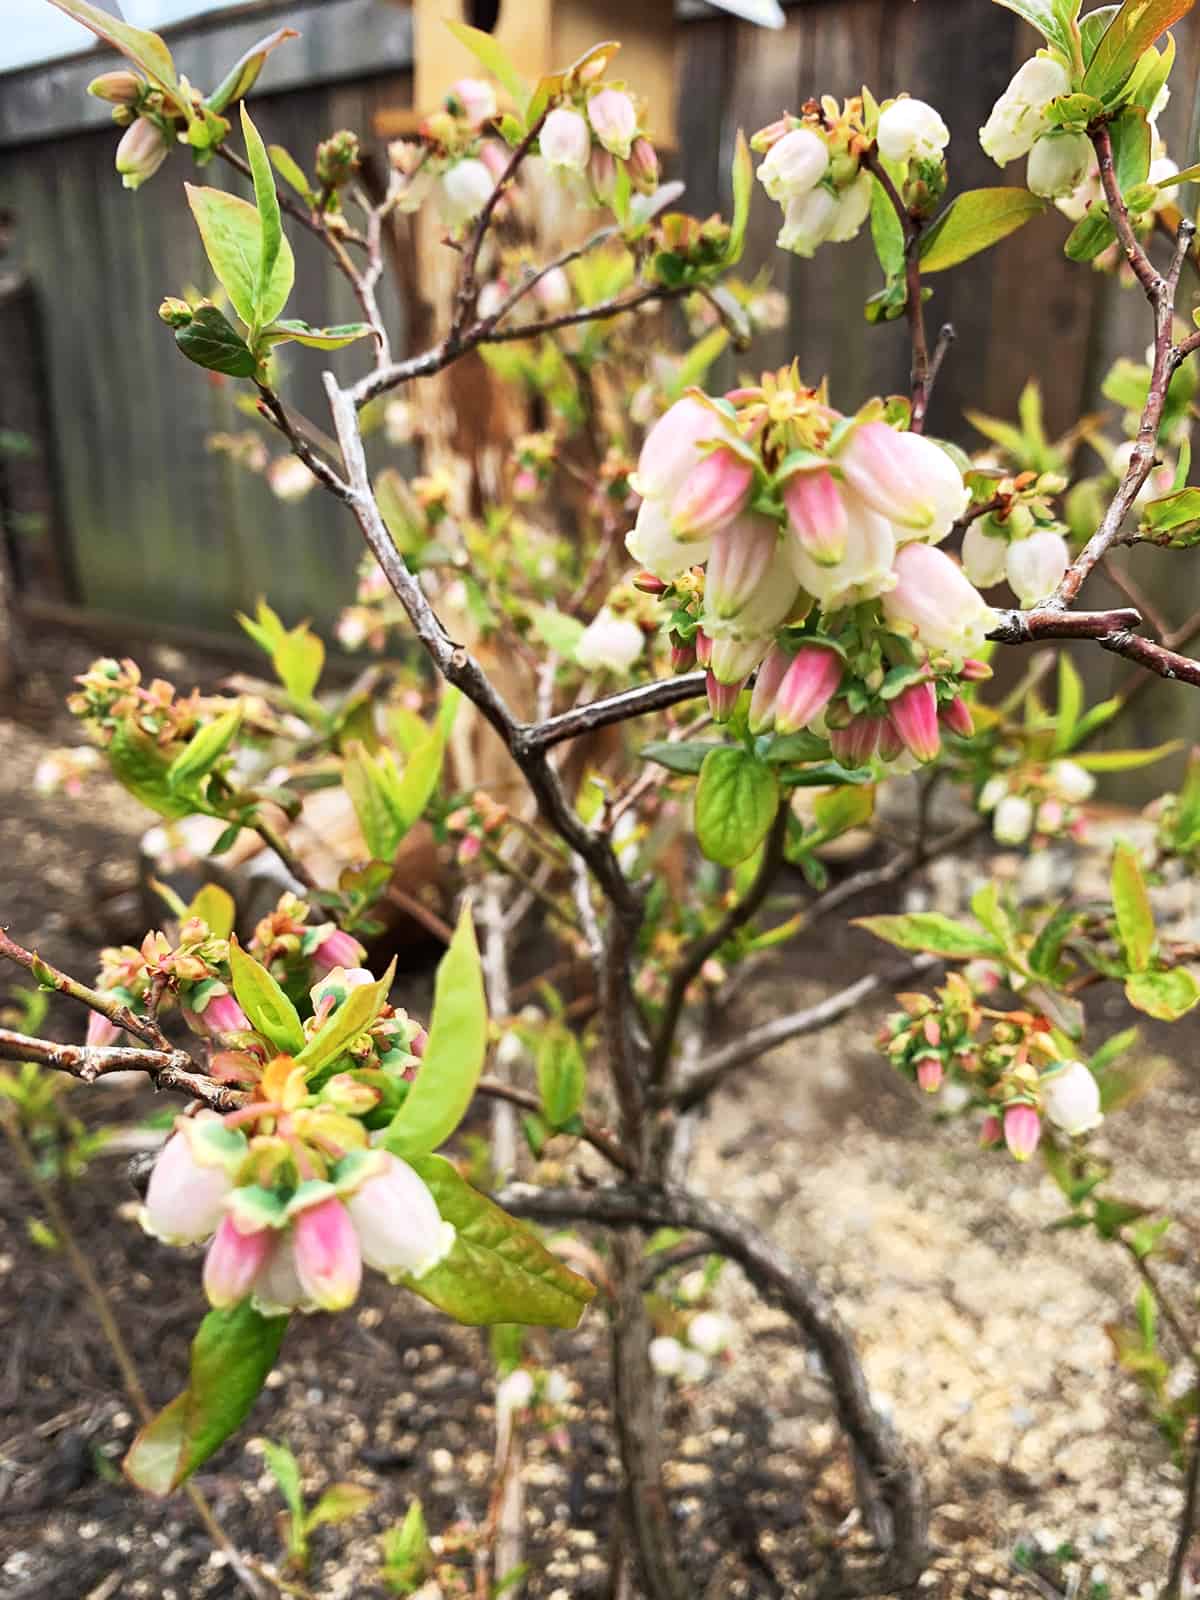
[[1027, 130, 1091, 199], [773, 645, 843, 736], [758, 127, 829, 203], [993, 791, 1034, 845], [695, 629, 713, 668], [687, 1310, 732, 1357], [446, 77, 496, 127], [980, 55, 1072, 167], [876, 98, 949, 164], [888, 680, 941, 763], [541, 106, 592, 174], [158, 296, 193, 328], [960, 657, 993, 682], [1041, 1060, 1103, 1136], [669, 631, 697, 672], [671, 446, 755, 540], [587, 87, 637, 159], [979, 1113, 1003, 1148], [316, 129, 360, 190], [89, 70, 143, 105], [706, 670, 742, 722], [438, 158, 494, 228], [649, 1335, 685, 1377], [837, 422, 968, 540], [940, 694, 974, 739], [882, 544, 995, 663], [1049, 759, 1094, 804], [1003, 1103, 1041, 1161], [629, 137, 660, 193], [961, 520, 1009, 589], [1005, 529, 1069, 608], [588, 145, 618, 202], [293, 1195, 362, 1310], [747, 644, 793, 735], [782, 468, 847, 567], [830, 712, 885, 767], [87, 1010, 121, 1048], [916, 1057, 944, 1093], [203, 1215, 274, 1308], [116, 118, 170, 190]]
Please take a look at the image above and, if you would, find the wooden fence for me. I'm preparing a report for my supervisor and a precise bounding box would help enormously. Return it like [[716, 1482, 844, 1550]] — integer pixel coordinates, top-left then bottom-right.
[[1, 0, 1199, 784]]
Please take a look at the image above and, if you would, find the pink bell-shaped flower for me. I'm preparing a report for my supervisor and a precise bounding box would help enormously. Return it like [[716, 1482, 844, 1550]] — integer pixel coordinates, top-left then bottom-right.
[[773, 645, 843, 735], [670, 447, 755, 540], [143, 1116, 238, 1245], [203, 1214, 275, 1309], [587, 87, 637, 158], [344, 1153, 455, 1280], [787, 490, 896, 606], [881, 543, 995, 663], [311, 928, 368, 976], [829, 712, 885, 766], [1003, 1103, 1041, 1161], [836, 421, 968, 541], [782, 468, 848, 567], [704, 512, 781, 621], [540, 106, 591, 173], [293, 1196, 363, 1311], [747, 645, 793, 735], [633, 397, 732, 503], [888, 680, 941, 764]]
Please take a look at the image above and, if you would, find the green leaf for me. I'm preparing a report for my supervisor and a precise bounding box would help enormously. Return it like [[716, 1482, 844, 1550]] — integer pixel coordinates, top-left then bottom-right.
[[444, 20, 531, 115], [273, 625, 324, 704], [1074, 739, 1183, 771], [175, 306, 258, 378], [536, 1031, 586, 1130], [402, 1154, 595, 1328], [305, 1482, 374, 1531], [124, 1303, 287, 1493], [1126, 966, 1200, 1019], [384, 907, 487, 1160], [778, 760, 874, 788], [344, 744, 403, 861], [812, 784, 874, 842], [186, 883, 237, 940], [236, 597, 287, 658], [167, 705, 243, 792], [1081, 5, 1121, 63], [869, 161, 906, 280], [229, 940, 305, 1054], [1083, 0, 1195, 102], [269, 144, 317, 205], [854, 912, 1002, 960], [529, 606, 586, 656], [1140, 486, 1200, 542], [44, 0, 181, 103], [1054, 652, 1084, 753], [260, 1439, 305, 1525], [1111, 840, 1155, 972], [1029, 904, 1083, 977], [185, 185, 295, 333], [294, 962, 394, 1074], [108, 720, 196, 819], [262, 319, 373, 351], [970, 881, 1019, 958], [241, 104, 290, 329], [381, 1500, 432, 1591], [991, 0, 1079, 58], [919, 189, 1046, 273], [725, 130, 753, 266], [206, 27, 297, 114], [695, 747, 780, 867], [1110, 104, 1151, 189], [640, 739, 726, 776]]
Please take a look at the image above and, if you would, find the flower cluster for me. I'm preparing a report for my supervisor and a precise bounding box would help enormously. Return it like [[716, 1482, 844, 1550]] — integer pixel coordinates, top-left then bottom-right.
[[538, 68, 657, 204], [627, 376, 994, 762], [879, 976, 1104, 1160], [87, 70, 176, 191], [979, 55, 1078, 185], [977, 759, 1095, 847], [68, 656, 211, 749], [142, 970, 447, 1316], [388, 76, 502, 229], [649, 1309, 734, 1385], [444, 790, 509, 868]]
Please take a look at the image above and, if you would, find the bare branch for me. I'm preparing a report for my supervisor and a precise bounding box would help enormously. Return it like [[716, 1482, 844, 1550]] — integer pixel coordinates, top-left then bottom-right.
[[0, 929, 169, 1050], [528, 673, 708, 751], [0, 1025, 248, 1112]]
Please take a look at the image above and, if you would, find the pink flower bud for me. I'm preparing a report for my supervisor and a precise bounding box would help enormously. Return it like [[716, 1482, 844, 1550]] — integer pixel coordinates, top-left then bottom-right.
[[87, 1010, 121, 1048], [635, 397, 731, 503], [186, 989, 252, 1040], [705, 511, 779, 619], [706, 671, 742, 722], [633, 570, 668, 595], [312, 928, 368, 976], [344, 1153, 454, 1279], [670, 633, 697, 672], [829, 712, 884, 767], [783, 469, 848, 567], [671, 447, 755, 540], [787, 490, 896, 606], [979, 1114, 1002, 1148], [410, 1026, 428, 1058], [882, 544, 995, 664], [588, 145, 617, 202], [960, 657, 993, 682], [916, 1058, 944, 1093], [836, 422, 968, 541], [448, 77, 496, 127], [534, 266, 572, 314], [1003, 1103, 1041, 1161], [88, 70, 143, 105], [940, 694, 974, 738], [115, 118, 170, 190], [540, 106, 591, 174], [629, 137, 660, 193], [203, 1215, 275, 1308], [877, 717, 904, 762], [292, 1196, 362, 1311], [1005, 529, 1069, 608], [888, 680, 941, 764], [695, 628, 713, 668], [773, 646, 843, 736], [143, 1118, 236, 1244], [747, 644, 793, 734], [587, 88, 637, 158]]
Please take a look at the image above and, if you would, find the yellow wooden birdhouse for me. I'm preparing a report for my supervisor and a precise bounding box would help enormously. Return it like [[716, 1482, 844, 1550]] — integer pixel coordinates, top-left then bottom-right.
[[381, 0, 785, 146]]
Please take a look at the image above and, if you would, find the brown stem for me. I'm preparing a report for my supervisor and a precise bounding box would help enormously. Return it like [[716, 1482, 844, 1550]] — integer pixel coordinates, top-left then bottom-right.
[[1166, 1425, 1200, 1599], [498, 1180, 928, 1586], [651, 805, 790, 1087], [0, 1024, 249, 1112], [0, 929, 169, 1050]]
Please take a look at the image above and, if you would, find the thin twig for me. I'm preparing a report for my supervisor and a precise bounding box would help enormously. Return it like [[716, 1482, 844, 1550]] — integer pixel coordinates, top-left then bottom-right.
[[0, 1025, 249, 1112]]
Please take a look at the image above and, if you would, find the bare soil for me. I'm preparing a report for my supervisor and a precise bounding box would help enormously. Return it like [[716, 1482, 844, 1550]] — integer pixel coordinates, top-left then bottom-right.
[[0, 628, 1193, 1600]]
